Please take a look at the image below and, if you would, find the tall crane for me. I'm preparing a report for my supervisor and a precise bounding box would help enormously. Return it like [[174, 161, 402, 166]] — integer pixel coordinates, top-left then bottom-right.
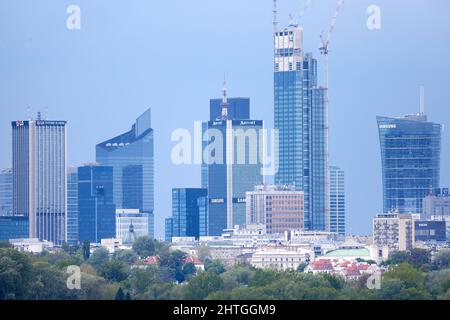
[[319, 0, 344, 89], [289, 0, 313, 27], [319, 0, 344, 233]]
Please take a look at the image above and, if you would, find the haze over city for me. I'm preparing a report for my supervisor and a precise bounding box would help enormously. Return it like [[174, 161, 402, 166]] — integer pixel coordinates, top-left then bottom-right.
[[1, 0, 449, 238]]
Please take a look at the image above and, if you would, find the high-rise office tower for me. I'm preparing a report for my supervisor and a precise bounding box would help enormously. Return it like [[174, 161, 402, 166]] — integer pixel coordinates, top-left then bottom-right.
[[274, 26, 328, 231], [377, 113, 441, 214], [329, 166, 345, 236], [96, 109, 154, 238], [78, 164, 116, 243], [0, 168, 13, 216], [202, 82, 264, 236], [67, 167, 78, 244], [12, 117, 67, 245], [166, 188, 207, 240]]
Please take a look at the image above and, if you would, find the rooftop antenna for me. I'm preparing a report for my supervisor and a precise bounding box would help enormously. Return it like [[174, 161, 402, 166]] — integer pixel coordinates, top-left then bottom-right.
[[220, 77, 229, 120], [37, 111, 42, 121], [419, 85, 425, 115], [26, 106, 32, 121]]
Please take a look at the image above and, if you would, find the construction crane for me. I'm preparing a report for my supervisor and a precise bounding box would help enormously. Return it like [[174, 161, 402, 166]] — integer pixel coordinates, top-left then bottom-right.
[[319, 0, 344, 89], [319, 0, 345, 234], [289, 0, 313, 27]]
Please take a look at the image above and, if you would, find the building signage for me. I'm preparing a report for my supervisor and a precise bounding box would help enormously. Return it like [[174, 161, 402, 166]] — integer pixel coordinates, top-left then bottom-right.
[[378, 124, 396, 129], [210, 198, 225, 204]]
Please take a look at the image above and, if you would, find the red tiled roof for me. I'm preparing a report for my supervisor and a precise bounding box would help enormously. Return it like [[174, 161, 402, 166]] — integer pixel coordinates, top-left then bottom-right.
[[184, 256, 204, 266], [143, 256, 159, 265]]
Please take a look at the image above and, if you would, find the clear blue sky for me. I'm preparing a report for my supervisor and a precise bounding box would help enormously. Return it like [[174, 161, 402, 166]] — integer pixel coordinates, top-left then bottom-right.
[[1, 0, 449, 238]]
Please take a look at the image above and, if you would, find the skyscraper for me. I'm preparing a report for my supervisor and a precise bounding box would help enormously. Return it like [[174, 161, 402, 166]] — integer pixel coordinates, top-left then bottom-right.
[[78, 164, 116, 243], [67, 167, 78, 244], [203, 82, 264, 236], [329, 166, 345, 236], [167, 188, 207, 240], [377, 114, 441, 214], [96, 109, 154, 238], [12, 118, 67, 245], [274, 26, 328, 231], [0, 168, 12, 216]]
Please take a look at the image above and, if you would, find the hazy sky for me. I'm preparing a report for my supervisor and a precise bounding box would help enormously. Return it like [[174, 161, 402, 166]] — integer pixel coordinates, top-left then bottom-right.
[[1, 0, 449, 238]]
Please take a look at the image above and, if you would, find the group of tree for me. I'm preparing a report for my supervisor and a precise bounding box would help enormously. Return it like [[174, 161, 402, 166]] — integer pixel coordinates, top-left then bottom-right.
[[1, 239, 450, 300]]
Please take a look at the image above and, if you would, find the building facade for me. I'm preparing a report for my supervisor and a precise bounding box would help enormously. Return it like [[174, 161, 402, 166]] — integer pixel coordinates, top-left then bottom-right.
[[115, 209, 149, 243], [78, 165, 116, 243], [167, 188, 207, 240], [0, 216, 29, 241], [414, 220, 446, 243], [202, 83, 264, 236], [329, 166, 345, 235], [96, 109, 154, 238], [0, 168, 12, 216], [373, 213, 415, 261], [12, 119, 67, 245], [377, 114, 441, 214], [246, 185, 304, 234], [422, 188, 450, 219], [67, 167, 78, 244], [274, 26, 328, 232]]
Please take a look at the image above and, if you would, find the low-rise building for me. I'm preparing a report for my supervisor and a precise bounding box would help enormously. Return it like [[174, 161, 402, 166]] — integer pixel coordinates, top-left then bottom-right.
[[251, 248, 313, 271], [372, 213, 415, 262], [100, 238, 123, 253], [9, 238, 53, 253]]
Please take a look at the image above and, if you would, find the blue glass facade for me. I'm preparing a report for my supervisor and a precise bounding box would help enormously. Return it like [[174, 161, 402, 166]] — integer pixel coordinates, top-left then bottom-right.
[[377, 115, 441, 214], [203, 120, 263, 235], [274, 27, 327, 231], [414, 221, 446, 242], [96, 109, 154, 238], [78, 165, 116, 243], [0, 168, 12, 216], [169, 188, 207, 240], [0, 216, 29, 241], [329, 166, 345, 235], [67, 167, 79, 244], [209, 98, 250, 122], [165, 217, 173, 242]]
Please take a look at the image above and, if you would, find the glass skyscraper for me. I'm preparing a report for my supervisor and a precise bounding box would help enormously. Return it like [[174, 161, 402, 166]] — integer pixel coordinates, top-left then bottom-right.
[[274, 26, 328, 231], [377, 114, 441, 214], [67, 167, 78, 244], [329, 166, 345, 236], [167, 188, 207, 240], [12, 119, 67, 245], [96, 109, 154, 238], [202, 83, 264, 236], [0, 168, 12, 216], [78, 165, 116, 243]]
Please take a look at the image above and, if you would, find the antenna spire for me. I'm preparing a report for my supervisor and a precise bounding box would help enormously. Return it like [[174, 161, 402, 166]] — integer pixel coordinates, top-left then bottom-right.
[[419, 85, 425, 115], [221, 78, 229, 119]]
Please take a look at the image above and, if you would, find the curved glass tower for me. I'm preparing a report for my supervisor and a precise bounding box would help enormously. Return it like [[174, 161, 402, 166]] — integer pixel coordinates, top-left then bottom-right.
[[96, 109, 154, 238], [377, 114, 441, 214]]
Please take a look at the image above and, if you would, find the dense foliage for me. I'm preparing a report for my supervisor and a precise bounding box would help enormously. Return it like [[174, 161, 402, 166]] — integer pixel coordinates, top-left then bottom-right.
[[1, 240, 449, 300]]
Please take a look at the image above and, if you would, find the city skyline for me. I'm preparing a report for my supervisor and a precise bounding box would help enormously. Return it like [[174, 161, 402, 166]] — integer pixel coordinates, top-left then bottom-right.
[[1, 0, 450, 238]]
